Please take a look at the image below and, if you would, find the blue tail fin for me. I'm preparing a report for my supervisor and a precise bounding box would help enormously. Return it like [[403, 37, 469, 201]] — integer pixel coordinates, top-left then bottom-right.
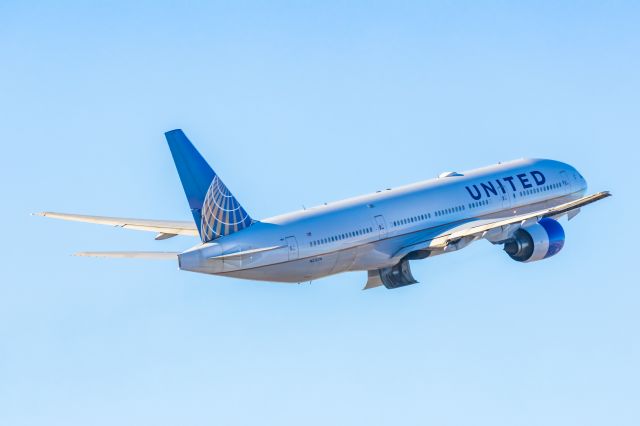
[[165, 129, 253, 242]]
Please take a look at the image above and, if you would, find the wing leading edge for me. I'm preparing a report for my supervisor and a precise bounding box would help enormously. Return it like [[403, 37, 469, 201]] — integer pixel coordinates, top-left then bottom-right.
[[392, 191, 611, 261]]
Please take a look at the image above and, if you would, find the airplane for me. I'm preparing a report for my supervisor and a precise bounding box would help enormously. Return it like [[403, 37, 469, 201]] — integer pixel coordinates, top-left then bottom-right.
[[35, 129, 611, 290]]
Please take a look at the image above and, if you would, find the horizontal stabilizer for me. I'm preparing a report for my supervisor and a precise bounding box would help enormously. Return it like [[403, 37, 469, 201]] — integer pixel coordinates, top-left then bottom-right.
[[34, 212, 198, 237], [74, 251, 179, 260]]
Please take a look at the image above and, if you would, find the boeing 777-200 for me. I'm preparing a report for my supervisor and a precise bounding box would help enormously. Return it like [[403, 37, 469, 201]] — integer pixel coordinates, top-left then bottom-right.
[[36, 129, 611, 289]]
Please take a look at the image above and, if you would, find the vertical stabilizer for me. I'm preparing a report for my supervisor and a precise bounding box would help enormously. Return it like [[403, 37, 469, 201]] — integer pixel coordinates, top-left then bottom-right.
[[165, 129, 253, 242]]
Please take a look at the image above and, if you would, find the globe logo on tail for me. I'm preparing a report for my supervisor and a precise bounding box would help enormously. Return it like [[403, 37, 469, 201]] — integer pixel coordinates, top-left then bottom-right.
[[200, 176, 253, 242]]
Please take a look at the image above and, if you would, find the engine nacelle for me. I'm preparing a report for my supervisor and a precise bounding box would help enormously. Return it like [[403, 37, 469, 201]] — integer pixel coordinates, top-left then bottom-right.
[[503, 218, 565, 263], [378, 258, 419, 289]]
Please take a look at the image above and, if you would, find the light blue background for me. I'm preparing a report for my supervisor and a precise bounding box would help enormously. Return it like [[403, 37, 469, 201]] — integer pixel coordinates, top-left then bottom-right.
[[1, 1, 638, 425]]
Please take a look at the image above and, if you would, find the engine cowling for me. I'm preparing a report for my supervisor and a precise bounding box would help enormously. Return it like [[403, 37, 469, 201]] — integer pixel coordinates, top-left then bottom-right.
[[503, 218, 565, 263]]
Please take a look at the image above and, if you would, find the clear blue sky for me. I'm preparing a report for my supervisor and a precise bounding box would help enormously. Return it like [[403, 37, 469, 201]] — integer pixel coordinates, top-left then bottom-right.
[[1, 1, 638, 425]]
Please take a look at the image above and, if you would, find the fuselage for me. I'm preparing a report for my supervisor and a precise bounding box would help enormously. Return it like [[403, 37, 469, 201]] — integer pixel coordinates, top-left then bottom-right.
[[178, 159, 587, 282]]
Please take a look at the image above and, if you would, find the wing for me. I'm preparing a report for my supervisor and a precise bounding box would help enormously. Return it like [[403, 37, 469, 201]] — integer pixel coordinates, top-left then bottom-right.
[[34, 211, 198, 238], [392, 191, 611, 260]]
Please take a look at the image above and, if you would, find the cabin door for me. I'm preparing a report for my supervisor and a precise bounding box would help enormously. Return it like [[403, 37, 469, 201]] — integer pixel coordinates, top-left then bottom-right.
[[374, 215, 388, 240], [559, 170, 573, 192], [500, 191, 512, 211], [285, 236, 299, 260]]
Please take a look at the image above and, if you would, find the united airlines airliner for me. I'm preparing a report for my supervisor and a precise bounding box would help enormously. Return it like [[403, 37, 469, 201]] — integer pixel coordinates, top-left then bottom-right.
[[36, 130, 610, 289]]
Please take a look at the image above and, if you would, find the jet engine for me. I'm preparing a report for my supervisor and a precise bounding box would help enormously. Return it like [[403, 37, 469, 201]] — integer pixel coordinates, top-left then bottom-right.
[[503, 218, 565, 263], [378, 258, 419, 289]]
